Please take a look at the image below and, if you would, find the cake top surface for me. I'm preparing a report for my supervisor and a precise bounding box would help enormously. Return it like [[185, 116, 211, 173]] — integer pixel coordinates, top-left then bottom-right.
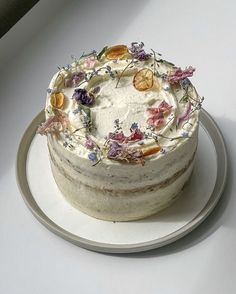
[[38, 42, 203, 165]]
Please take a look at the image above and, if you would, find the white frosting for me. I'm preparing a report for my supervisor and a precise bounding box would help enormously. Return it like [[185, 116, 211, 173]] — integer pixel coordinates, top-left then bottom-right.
[[46, 57, 200, 162]]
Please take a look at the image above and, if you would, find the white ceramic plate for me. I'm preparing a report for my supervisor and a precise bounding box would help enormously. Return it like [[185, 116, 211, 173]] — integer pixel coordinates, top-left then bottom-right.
[[16, 109, 227, 253]]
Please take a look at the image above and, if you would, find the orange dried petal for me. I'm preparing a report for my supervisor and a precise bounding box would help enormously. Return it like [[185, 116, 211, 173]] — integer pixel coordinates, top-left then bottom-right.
[[133, 68, 154, 91], [105, 45, 128, 60], [50, 92, 65, 109], [141, 145, 161, 157]]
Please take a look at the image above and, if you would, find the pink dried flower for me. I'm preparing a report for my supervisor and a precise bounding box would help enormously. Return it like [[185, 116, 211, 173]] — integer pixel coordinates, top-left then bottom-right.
[[37, 111, 70, 136], [147, 100, 172, 115], [167, 66, 195, 84], [146, 100, 172, 128], [108, 131, 126, 142], [176, 102, 191, 127], [83, 56, 96, 68], [147, 115, 165, 128], [127, 128, 144, 142], [84, 137, 96, 150], [108, 128, 144, 143]]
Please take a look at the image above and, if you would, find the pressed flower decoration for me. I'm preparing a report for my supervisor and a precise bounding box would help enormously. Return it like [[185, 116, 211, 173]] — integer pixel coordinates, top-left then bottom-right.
[[83, 55, 97, 68], [176, 101, 191, 127], [167, 66, 195, 84], [64, 71, 85, 88], [73, 88, 95, 106], [37, 110, 70, 136], [146, 100, 173, 128], [107, 141, 145, 165], [84, 136, 97, 150], [133, 68, 154, 91], [105, 45, 129, 60], [108, 124, 144, 143], [50, 92, 65, 109], [38, 42, 203, 166], [129, 42, 151, 61]]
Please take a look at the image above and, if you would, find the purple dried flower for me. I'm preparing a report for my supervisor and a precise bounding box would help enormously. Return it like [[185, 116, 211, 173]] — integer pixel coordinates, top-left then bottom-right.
[[107, 141, 122, 158], [129, 42, 151, 61], [73, 88, 95, 106], [64, 71, 85, 87], [107, 141, 144, 165], [72, 72, 85, 85]]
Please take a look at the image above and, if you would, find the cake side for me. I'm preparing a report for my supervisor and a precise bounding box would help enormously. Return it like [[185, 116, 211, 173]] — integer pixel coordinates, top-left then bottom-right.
[[50, 155, 195, 221], [48, 134, 197, 220], [47, 124, 198, 191]]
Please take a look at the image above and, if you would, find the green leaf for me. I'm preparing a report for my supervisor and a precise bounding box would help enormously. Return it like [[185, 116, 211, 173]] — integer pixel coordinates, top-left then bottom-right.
[[97, 46, 108, 60], [79, 104, 91, 119], [156, 59, 175, 67]]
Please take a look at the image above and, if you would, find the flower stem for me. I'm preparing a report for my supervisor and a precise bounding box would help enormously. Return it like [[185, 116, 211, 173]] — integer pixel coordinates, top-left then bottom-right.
[[115, 59, 134, 88]]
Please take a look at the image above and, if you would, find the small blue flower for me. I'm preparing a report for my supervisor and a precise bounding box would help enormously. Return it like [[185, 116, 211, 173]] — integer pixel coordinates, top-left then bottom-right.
[[72, 108, 80, 115], [182, 132, 189, 138], [114, 119, 120, 126], [88, 152, 97, 162], [161, 148, 166, 154], [180, 78, 190, 89], [47, 88, 52, 93], [130, 122, 139, 130], [66, 64, 72, 70]]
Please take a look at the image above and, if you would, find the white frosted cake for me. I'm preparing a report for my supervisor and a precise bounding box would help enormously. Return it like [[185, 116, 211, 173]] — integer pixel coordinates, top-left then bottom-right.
[[38, 43, 203, 221]]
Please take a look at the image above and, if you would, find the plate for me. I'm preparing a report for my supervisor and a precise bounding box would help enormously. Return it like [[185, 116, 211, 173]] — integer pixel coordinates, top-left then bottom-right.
[[16, 109, 227, 254]]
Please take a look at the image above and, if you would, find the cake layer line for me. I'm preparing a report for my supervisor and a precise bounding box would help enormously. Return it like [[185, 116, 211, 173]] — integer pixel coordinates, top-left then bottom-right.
[[49, 144, 196, 196]]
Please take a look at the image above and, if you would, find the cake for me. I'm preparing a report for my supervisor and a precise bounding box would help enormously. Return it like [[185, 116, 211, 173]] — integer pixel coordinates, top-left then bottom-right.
[[37, 42, 203, 221]]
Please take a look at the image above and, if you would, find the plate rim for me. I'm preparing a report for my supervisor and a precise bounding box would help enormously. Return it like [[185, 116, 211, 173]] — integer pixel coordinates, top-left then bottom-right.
[[16, 109, 228, 254]]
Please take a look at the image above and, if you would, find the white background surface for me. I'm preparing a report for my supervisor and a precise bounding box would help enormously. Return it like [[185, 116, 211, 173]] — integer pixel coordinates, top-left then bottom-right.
[[0, 0, 235, 293]]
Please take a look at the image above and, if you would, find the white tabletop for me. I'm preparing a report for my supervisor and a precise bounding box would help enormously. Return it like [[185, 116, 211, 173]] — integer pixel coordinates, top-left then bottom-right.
[[0, 0, 235, 293]]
